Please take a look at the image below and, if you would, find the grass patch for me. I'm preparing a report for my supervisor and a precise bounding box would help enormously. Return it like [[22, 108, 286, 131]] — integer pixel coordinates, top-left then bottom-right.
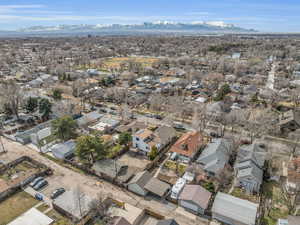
[[0, 191, 39, 225], [46, 209, 72, 225], [36, 203, 50, 213], [164, 160, 187, 176], [231, 187, 260, 203]]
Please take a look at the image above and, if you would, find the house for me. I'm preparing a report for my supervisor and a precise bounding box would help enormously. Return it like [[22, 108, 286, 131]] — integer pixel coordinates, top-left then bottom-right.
[[212, 192, 258, 225], [127, 171, 171, 197], [169, 131, 203, 162], [278, 110, 300, 133], [76, 111, 103, 127], [8, 208, 54, 225], [178, 185, 212, 215], [89, 116, 120, 133], [50, 140, 76, 160], [286, 156, 300, 193], [235, 143, 266, 193], [132, 126, 176, 155], [53, 189, 93, 222], [157, 219, 179, 225], [92, 159, 133, 183], [197, 138, 232, 176], [30, 127, 52, 146]]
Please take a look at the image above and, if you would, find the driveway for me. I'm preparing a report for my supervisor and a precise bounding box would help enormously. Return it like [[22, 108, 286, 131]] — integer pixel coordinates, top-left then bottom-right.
[[1, 137, 208, 225]]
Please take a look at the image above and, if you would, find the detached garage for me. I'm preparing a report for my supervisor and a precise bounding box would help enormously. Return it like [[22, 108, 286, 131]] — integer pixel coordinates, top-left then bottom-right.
[[127, 171, 152, 196], [178, 185, 212, 215]]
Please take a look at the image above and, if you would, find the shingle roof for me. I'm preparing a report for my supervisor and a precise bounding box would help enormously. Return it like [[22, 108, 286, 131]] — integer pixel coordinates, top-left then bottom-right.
[[128, 171, 152, 188], [144, 177, 171, 197], [178, 185, 212, 210], [169, 131, 203, 158], [212, 192, 258, 225]]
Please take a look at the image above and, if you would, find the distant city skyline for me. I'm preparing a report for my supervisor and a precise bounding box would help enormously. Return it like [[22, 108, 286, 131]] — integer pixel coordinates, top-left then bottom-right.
[[0, 0, 300, 32]]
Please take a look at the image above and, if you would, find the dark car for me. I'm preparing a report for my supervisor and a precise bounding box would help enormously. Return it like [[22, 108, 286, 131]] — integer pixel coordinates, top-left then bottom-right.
[[33, 180, 48, 190], [50, 188, 65, 199], [30, 177, 44, 187], [35, 193, 43, 201], [210, 132, 221, 138]]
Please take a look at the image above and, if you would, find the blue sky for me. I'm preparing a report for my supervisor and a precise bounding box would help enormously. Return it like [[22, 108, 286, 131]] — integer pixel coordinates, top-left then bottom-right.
[[0, 0, 300, 32]]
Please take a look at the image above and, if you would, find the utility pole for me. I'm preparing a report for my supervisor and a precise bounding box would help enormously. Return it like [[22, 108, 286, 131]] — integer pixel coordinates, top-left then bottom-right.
[[0, 119, 6, 153]]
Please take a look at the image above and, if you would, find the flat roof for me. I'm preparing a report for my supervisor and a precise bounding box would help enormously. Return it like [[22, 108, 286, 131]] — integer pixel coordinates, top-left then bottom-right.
[[8, 208, 53, 225]]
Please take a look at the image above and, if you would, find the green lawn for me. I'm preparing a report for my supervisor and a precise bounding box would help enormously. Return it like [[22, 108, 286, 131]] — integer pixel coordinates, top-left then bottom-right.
[[0, 191, 39, 225], [46, 209, 72, 225], [164, 160, 187, 176], [36, 203, 50, 213]]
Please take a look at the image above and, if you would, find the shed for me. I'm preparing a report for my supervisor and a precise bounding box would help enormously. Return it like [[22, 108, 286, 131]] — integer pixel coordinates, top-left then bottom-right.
[[144, 177, 171, 197], [127, 171, 152, 196]]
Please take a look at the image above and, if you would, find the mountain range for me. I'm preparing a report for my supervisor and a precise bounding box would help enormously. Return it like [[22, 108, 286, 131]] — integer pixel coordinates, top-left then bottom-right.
[[0, 21, 257, 36]]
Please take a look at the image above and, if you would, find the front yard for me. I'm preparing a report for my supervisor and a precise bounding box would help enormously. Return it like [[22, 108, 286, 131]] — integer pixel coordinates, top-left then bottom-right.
[[163, 160, 187, 176], [0, 191, 39, 225]]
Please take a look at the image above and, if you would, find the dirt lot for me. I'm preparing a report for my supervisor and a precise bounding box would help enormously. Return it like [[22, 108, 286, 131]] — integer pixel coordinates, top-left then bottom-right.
[[117, 151, 151, 171]]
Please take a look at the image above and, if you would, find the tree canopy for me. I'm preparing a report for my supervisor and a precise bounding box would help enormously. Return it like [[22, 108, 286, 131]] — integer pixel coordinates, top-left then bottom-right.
[[76, 135, 107, 164], [118, 132, 132, 146], [52, 116, 77, 141], [39, 98, 52, 120]]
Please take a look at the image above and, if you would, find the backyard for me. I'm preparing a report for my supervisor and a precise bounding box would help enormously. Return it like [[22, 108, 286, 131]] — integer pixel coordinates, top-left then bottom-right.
[[262, 181, 290, 225], [46, 209, 72, 225], [0, 191, 39, 225]]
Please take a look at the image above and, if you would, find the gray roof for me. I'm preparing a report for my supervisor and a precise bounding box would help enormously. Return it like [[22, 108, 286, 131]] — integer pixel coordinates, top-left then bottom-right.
[[144, 177, 171, 197], [76, 111, 103, 126], [128, 171, 152, 188], [155, 126, 177, 144], [237, 143, 266, 168], [197, 138, 232, 174], [92, 159, 125, 178], [212, 192, 258, 225], [51, 140, 76, 159], [179, 185, 212, 209], [53, 190, 93, 221], [157, 219, 179, 225], [100, 116, 120, 127]]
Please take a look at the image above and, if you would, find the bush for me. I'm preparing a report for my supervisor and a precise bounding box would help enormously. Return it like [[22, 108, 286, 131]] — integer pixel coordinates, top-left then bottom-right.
[[149, 146, 158, 160]]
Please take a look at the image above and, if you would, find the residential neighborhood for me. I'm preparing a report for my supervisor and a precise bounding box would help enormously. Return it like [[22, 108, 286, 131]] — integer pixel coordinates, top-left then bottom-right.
[[1, 24, 300, 225]]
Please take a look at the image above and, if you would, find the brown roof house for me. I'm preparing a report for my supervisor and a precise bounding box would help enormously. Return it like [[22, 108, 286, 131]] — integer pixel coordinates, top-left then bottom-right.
[[169, 131, 204, 162], [286, 156, 300, 194], [178, 184, 212, 215]]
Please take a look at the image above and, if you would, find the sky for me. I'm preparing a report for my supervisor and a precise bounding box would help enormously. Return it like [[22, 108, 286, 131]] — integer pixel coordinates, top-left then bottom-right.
[[0, 0, 300, 32]]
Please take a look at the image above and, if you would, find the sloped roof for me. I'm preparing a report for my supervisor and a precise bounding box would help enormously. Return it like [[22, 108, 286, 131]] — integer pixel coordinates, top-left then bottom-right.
[[112, 217, 132, 225], [144, 177, 171, 197], [128, 171, 152, 188], [157, 219, 179, 225], [169, 131, 203, 158], [212, 192, 258, 225], [179, 185, 212, 210]]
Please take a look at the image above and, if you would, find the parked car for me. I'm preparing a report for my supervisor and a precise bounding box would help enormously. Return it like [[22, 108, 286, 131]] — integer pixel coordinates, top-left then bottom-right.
[[210, 132, 221, 138], [33, 180, 48, 190], [30, 177, 44, 187], [51, 188, 65, 199], [35, 193, 43, 201]]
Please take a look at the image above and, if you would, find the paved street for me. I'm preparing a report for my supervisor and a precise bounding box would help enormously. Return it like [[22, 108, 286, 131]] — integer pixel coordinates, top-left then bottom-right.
[[0, 137, 208, 225]]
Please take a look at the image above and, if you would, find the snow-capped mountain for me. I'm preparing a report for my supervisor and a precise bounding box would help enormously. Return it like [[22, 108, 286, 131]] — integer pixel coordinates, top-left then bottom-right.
[[14, 21, 256, 35]]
